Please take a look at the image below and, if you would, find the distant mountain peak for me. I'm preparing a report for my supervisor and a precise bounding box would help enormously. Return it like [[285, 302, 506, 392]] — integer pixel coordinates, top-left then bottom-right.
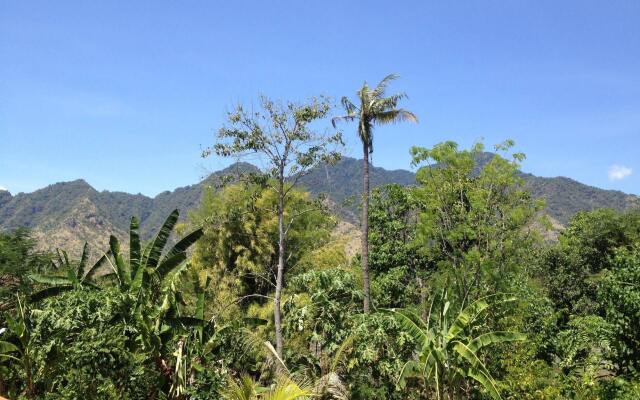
[[0, 189, 11, 208], [44, 178, 94, 192]]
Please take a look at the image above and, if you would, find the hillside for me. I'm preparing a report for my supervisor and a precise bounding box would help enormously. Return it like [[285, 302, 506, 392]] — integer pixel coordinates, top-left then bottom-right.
[[298, 157, 416, 220], [523, 173, 636, 224], [0, 163, 258, 256], [0, 157, 637, 256]]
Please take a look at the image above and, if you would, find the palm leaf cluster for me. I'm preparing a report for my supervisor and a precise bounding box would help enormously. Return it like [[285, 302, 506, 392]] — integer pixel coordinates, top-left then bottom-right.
[[223, 341, 347, 400], [105, 210, 202, 300], [26, 209, 203, 309], [332, 74, 417, 154], [28, 243, 108, 302]]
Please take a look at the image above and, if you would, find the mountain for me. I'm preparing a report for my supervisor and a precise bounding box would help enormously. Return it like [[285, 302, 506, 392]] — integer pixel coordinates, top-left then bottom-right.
[[0, 157, 637, 256], [298, 155, 638, 225], [298, 157, 415, 220], [522, 174, 636, 224], [0, 180, 130, 257], [0, 163, 258, 257]]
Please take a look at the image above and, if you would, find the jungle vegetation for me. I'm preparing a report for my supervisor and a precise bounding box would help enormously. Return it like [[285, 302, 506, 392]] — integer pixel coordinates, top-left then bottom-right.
[[1, 87, 639, 399]]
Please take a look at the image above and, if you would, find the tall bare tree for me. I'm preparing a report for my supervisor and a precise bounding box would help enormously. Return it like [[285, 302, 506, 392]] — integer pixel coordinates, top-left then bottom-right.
[[333, 75, 417, 312], [204, 96, 342, 356]]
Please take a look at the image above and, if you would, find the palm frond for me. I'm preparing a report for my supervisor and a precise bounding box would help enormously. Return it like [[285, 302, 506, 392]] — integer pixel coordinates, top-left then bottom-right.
[[129, 216, 141, 278], [331, 114, 356, 128], [266, 376, 314, 400], [76, 242, 89, 279], [83, 251, 111, 282], [341, 96, 358, 114], [144, 209, 179, 269], [264, 340, 291, 377], [372, 109, 417, 126], [223, 374, 259, 400], [370, 73, 399, 99], [372, 92, 408, 111]]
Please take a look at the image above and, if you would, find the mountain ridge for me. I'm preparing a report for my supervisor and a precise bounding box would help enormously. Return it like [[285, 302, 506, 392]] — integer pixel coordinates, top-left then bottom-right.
[[1, 156, 637, 256]]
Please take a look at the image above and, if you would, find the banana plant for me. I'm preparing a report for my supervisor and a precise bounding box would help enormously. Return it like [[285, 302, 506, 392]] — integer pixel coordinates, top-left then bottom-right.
[[0, 295, 36, 398], [167, 272, 212, 399], [388, 294, 526, 399], [104, 210, 203, 349], [28, 243, 109, 302], [101, 210, 204, 397], [104, 210, 202, 302]]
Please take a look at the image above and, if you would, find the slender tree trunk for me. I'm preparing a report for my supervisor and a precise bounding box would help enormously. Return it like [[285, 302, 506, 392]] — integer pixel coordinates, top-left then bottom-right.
[[154, 355, 173, 381], [24, 357, 34, 400], [274, 177, 286, 357], [362, 142, 371, 313], [418, 276, 428, 321], [26, 374, 34, 399]]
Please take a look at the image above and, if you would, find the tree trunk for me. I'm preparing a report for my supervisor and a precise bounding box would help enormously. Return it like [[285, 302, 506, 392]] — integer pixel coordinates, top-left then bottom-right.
[[418, 276, 428, 321], [154, 355, 173, 381], [274, 178, 286, 357], [362, 142, 371, 313], [25, 359, 34, 400], [26, 376, 34, 399]]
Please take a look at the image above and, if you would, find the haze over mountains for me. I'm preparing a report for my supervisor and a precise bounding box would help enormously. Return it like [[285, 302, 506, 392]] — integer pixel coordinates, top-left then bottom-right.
[[0, 156, 637, 256]]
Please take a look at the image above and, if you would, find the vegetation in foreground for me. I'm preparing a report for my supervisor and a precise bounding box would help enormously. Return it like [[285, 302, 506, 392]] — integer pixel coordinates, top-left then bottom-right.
[[1, 85, 640, 399]]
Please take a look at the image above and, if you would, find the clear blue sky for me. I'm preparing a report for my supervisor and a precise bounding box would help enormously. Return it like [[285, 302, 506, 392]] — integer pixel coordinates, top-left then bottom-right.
[[1, 1, 639, 196]]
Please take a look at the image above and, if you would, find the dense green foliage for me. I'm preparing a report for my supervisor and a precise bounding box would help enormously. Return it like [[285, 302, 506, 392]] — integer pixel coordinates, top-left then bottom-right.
[[1, 134, 639, 399], [0, 229, 51, 312]]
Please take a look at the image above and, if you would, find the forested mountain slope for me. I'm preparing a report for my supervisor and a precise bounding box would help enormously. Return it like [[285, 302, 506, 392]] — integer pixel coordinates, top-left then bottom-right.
[[0, 156, 636, 255]]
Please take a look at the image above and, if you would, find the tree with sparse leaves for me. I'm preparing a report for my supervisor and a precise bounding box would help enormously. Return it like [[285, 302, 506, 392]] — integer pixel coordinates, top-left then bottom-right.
[[203, 95, 343, 356]]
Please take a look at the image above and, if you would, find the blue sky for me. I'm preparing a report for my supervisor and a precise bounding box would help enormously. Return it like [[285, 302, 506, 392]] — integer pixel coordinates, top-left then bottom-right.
[[1, 1, 639, 196]]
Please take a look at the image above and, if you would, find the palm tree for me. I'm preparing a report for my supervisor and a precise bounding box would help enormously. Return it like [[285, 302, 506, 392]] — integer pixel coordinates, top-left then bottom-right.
[[389, 294, 526, 399], [333, 74, 417, 312]]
